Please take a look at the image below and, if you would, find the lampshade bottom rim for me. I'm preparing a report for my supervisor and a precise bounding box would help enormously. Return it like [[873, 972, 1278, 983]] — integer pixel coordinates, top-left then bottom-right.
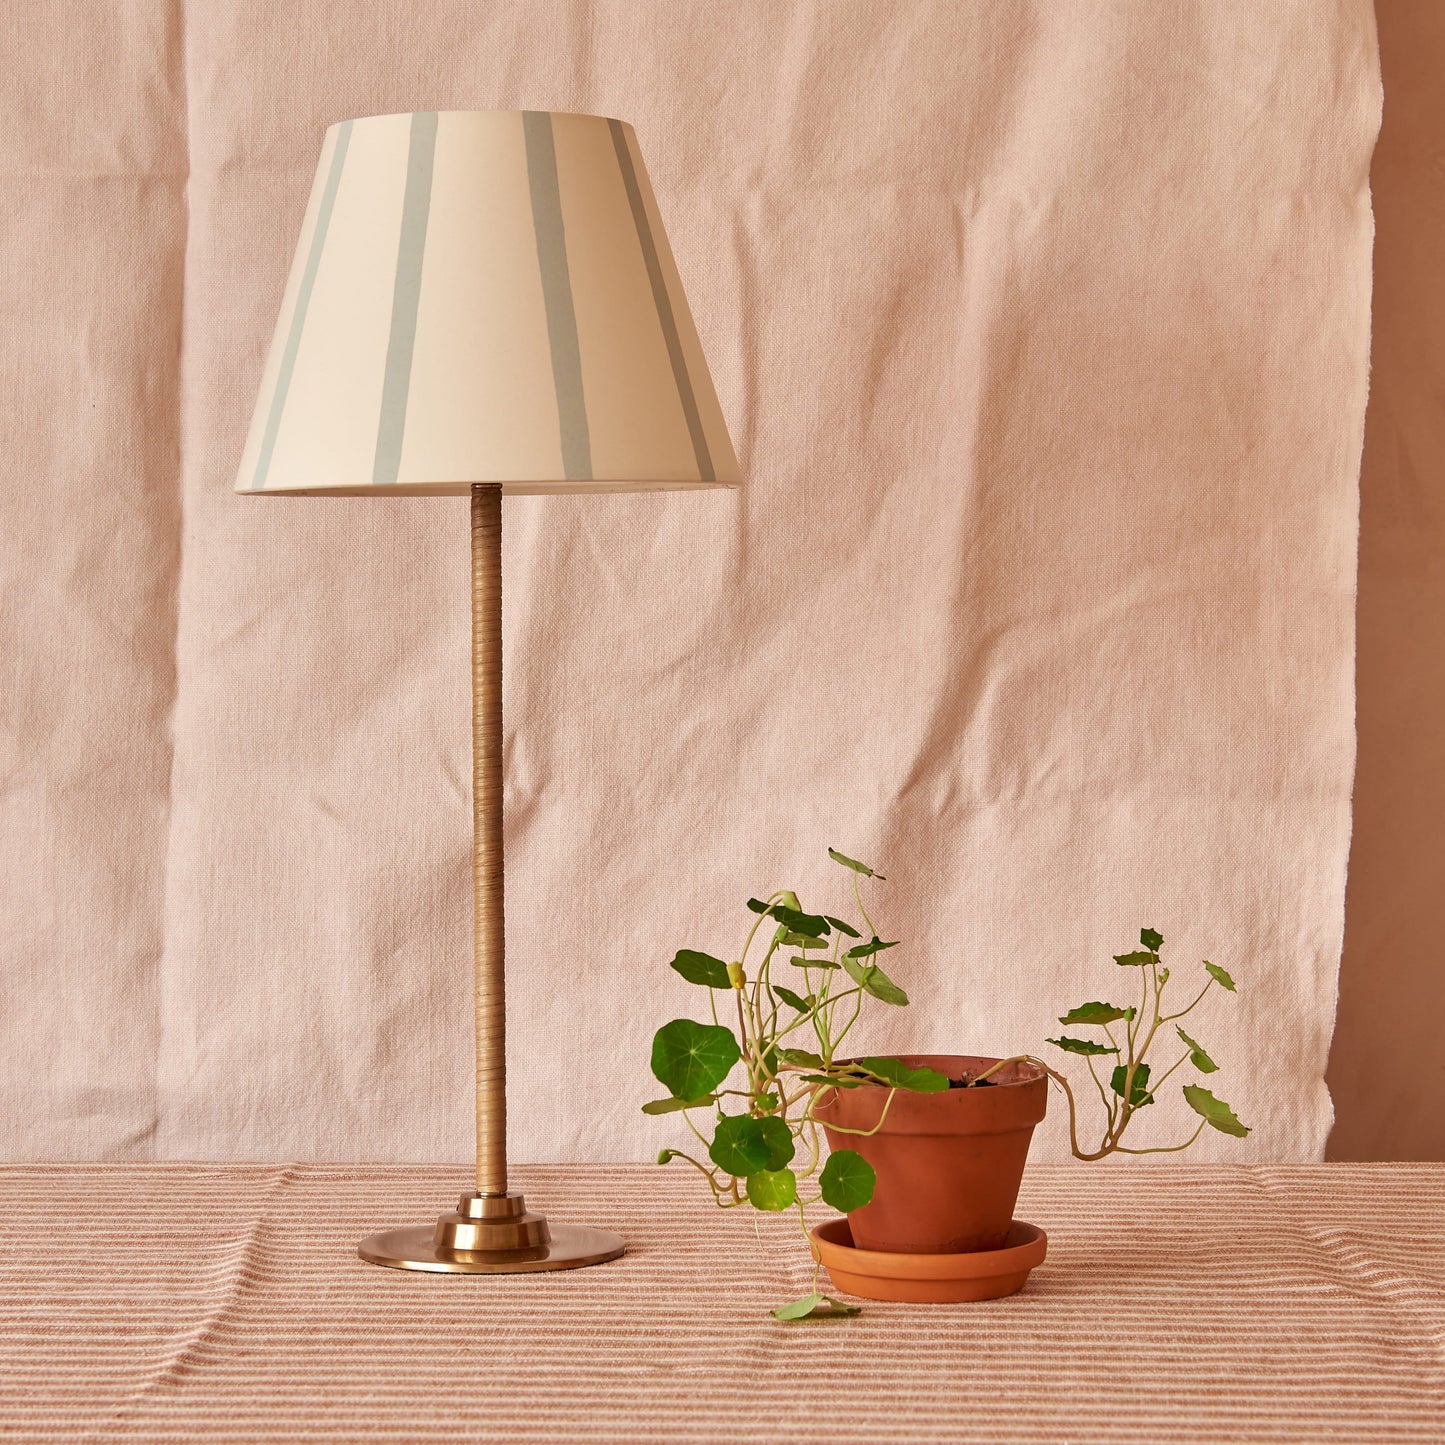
[[237, 480, 740, 498]]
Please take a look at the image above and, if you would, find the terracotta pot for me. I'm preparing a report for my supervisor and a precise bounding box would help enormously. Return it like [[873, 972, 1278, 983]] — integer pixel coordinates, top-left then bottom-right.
[[814, 1054, 1047, 1254]]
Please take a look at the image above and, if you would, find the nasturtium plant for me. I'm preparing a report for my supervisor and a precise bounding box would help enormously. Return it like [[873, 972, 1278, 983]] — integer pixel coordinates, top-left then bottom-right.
[[645, 848, 944, 1320], [646, 863, 1249, 1321], [1037, 926, 1249, 1160]]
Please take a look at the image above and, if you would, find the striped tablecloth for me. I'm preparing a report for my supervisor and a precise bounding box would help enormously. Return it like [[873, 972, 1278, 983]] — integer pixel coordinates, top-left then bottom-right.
[[2, 1163, 1441, 1442]]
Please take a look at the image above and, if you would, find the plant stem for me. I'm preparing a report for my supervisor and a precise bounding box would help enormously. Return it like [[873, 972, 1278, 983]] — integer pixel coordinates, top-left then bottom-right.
[[1114, 1121, 1206, 1155], [1119, 961, 1166, 1126], [968, 1056, 1018, 1084], [1147, 1048, 1193, 1094], [853, 871, 876, 939], [663, 1148, 745, 1205], [1084, 1050, 1117, 1126], [829, 984, 866, 1051], [797, 1115, 822, 1178], [1032, 1059, 1099, 1160], [774, 988, 863, 1043], [1160, 978, 1213, 1022], [809, 1085, 901, 1137], [735, 985, 752, 1092]]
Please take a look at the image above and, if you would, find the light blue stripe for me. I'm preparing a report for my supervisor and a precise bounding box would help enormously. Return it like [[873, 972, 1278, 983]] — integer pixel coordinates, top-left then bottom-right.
[[608, 120, 714, 483], [249, 120, 352, 490], [522, 111, 592, 480], [372, 111, 439, 488]]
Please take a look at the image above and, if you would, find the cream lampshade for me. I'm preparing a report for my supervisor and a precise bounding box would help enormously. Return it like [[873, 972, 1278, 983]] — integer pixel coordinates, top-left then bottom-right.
[[239, 110, 738, 495], [236, 110, 740, 1273]]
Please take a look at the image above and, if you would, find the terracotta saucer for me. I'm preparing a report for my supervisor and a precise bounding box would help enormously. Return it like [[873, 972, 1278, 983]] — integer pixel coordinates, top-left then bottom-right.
[[810, 1217, 1047, 1303]]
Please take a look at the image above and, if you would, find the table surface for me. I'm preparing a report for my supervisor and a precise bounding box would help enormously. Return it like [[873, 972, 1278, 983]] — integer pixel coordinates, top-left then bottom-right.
[[2, 1162, 1442, 1442]]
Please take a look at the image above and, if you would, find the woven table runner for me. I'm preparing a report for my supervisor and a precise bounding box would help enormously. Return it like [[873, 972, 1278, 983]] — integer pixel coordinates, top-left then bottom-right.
[[2, 1163, 1441, 1442]]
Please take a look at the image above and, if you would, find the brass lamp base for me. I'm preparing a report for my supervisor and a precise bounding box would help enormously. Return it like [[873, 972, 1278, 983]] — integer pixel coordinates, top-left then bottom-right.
[[359, 1190, 625, 1275]]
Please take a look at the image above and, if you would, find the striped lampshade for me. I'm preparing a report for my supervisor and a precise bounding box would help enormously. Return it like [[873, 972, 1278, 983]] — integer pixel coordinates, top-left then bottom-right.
[[236, 111, 740, 495]]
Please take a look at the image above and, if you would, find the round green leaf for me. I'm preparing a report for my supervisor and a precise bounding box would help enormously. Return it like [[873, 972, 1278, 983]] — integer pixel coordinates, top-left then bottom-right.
[[669, 949, 730, 988], [770, 904, 831, 937], [841, 955, 909, 1006], [746, 1167, 798, 1212], [771, 984, 812, 1013], [1204, 961, 1237, 993], [1140, 927, 1164, 951], [777, 1047, 823, 1069], [778, 930, 829, 951], [640, 1093, 716, 1115], [709, 1114, 769, 1176], [819, 1148, 876, 1212], [650, 1019, 741, 1100], [844, 936, 899, 960], [1047, 1035, 1119, 1056], [1176, 1026, 1218, 1073], [1114, 950, 1159, 967], [1059, 1001, 1135, 1026], [827, 847, 884, 879], [1109, 1062, 1155, 1107], [771, 1291, 862, 1321], [758, 1115, 796, 1169], [1183, 1084, 1249, 1137], [858, 1057, 949, 1092]]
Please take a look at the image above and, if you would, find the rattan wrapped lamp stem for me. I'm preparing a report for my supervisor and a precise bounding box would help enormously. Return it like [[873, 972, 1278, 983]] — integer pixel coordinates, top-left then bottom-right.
[[471, 482, 507, 1198], [356, 486, 626, 1274]]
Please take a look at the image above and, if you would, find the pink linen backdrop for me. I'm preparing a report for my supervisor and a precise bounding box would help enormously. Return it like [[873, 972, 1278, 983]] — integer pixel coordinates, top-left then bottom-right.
[[0, 2, 1379, 1164]]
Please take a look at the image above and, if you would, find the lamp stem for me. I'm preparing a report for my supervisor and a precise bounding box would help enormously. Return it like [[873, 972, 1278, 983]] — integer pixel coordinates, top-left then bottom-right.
[[471, 483, 507, 1197], [357, 481, 624, 1272]]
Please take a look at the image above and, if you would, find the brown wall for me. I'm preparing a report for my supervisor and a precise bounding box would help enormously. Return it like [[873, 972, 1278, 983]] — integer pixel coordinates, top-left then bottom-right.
[[1328, 1, 1445, 1160]]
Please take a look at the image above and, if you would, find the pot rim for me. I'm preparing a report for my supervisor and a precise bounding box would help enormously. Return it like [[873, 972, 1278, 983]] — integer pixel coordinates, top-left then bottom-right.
[[812, 1053, 1049, 1134], [826, 1052, 1047, 1090]]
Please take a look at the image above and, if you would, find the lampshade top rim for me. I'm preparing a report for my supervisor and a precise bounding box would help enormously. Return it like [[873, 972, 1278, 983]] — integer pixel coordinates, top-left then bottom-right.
[[329, 109, 634, 132]]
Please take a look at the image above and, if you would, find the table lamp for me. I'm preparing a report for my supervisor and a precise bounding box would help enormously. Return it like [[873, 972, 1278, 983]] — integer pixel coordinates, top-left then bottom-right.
[[235, 109, 740, 1273]]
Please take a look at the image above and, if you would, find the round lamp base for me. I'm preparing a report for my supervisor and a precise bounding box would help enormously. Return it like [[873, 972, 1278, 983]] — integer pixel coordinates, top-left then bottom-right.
[[358, 1190, 625, 1274], [359, 1222, 626, 1274]]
